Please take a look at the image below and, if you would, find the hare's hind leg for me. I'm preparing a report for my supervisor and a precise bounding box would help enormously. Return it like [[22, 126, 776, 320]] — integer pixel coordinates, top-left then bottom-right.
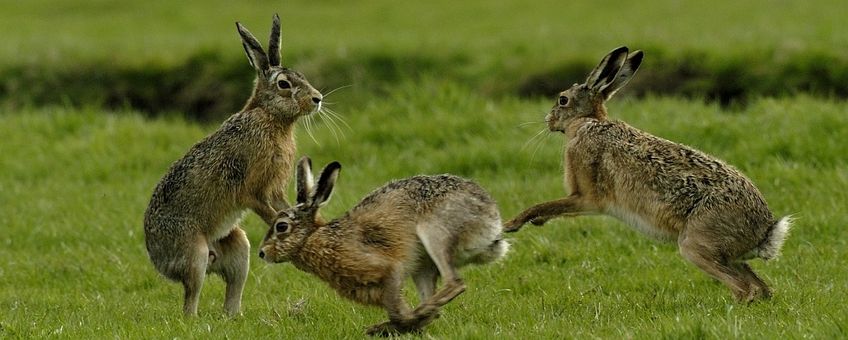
[[412, 260, 439, 302], [208, 226, 250, 316], [367, 267, 416, 336], [679, 232, 757, 302], [416, 223, 467, 307], [732, 261, 772, 300], [182, 236, 211, 316]]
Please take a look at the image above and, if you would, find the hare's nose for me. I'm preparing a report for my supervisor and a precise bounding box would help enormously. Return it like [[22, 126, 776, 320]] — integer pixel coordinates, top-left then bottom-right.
[[258, 250, 265, 259], [311, 96, 322, 104]]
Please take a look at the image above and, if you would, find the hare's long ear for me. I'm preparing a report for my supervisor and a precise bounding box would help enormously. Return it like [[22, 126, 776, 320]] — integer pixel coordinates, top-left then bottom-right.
[[599, 50, 643, 101], [586, 46, 629, 91], [236, 22, 270, 74], [296, 156, 314, 205], [312, 162, 341, 207], [267, 14, 282, 67]]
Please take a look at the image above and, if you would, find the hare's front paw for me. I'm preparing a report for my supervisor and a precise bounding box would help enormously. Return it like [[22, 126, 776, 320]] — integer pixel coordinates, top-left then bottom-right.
[[530, 217, 550, 226], [503, 218, 526, 233]]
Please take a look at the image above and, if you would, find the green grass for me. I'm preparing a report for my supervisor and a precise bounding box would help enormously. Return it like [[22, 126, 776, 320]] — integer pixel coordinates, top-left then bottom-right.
[[4, 0, 848, 120], [4, 0, 847, 66], [2, 0, 847, 338], [1, 90, 846, 338]]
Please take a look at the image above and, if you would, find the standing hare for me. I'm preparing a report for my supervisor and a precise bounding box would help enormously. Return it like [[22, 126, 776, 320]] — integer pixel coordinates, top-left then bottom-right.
[[144, 14, 323, 316], [505, 46, 791, 302], [259, 157, 509, 336]]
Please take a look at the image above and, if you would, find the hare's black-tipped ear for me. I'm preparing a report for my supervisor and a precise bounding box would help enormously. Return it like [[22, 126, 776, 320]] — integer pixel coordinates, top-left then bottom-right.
[[236, 22, 269, 73], [586, 46, 629, 91], [296, 156, 314, 205], [600, 50, 643, 101], [268, 14, 282, 67], [312, 162, 341, 207]]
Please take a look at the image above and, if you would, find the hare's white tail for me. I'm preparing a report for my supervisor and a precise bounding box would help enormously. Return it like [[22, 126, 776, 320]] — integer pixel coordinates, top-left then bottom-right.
[[463, 234, 510, 265], [488, 236, 511, 262], [757, 216, 793, 261]]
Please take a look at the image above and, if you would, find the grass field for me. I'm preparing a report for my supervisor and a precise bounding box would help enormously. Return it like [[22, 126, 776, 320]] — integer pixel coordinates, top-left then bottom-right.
[[2, 0, 847, 338], [4, 0, 847, 65], [2, 92, 847, 338]]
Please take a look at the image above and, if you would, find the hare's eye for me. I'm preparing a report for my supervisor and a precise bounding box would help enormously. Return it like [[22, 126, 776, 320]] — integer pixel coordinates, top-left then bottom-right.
[[277, 80, 292, 89], [559, 96, 569, 106], [275, 221, 289, 233]]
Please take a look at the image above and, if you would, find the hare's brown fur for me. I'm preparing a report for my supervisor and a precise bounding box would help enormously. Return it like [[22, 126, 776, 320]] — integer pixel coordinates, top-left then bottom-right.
[[143, 14, 322, 316], [506, 46, 791, 302], [260, 159, 509, 336]]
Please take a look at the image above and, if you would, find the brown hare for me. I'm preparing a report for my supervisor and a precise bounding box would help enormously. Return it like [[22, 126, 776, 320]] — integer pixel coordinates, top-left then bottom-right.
[[143, 14, 323, 316], [505, 46, 791, 303], [259, 157, 509, 336]]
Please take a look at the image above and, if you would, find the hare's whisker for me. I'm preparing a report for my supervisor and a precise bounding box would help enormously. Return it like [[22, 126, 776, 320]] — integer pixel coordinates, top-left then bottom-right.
[[318, 109, 343, 143], [302, 114, 320, 146], [323, 108, 352, 131], [518, 121, 545, 128], [323, 84, 353, 98], [521, 128, 547, 151], [325, 110, 347, 137], [529, 130, 550, 163]]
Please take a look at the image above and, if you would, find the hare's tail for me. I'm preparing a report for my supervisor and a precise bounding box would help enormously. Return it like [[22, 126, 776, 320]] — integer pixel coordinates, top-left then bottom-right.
[[462, 232, 511, 265], [490, 236, 510, 261], [757, 216, 793, 261]]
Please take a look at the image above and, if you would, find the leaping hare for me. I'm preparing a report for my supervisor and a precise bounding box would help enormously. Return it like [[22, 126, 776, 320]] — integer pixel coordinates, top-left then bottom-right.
[[144, 14, 323, 316], [505, 46, 792, 302], [259, 157, 509, 336]]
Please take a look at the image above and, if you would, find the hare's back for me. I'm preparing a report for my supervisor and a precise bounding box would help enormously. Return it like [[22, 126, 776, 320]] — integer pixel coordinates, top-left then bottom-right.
[[353, 175, 491, 210], [145, 116, 261, 237], [587, 121, 773, 228]]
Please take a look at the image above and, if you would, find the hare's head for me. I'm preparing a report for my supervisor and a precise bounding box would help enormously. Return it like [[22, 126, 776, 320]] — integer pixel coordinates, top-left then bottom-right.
[[237, 14, 323, 121], [547, 46, 643, 132], [259, 157, 341, 263]]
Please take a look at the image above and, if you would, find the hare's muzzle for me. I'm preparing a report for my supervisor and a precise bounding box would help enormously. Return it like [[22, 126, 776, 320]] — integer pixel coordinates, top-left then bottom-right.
[[545, 113, 558, 131]]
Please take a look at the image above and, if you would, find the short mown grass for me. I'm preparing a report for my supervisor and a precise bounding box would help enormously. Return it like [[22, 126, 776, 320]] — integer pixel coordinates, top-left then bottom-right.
[[1, 87, 845, 338]]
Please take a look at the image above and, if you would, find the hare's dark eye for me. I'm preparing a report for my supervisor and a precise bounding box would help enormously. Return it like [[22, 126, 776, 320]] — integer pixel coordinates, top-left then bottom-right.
[[559, 96, 569, 106], [275, 221, 289, 233], [277, 80, 291, 89]]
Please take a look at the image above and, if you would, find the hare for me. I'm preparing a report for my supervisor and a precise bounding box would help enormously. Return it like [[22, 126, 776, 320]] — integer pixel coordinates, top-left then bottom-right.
[[143, 14, 323, 316], [259, 157, 509, 336], [505, 46, 792, 303]]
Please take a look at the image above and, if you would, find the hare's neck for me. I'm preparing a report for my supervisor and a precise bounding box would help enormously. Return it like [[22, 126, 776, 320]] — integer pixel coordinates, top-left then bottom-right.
[[565, 117, 598, 140], [291, 223, 343, 282], [270, 120, 296, 143]]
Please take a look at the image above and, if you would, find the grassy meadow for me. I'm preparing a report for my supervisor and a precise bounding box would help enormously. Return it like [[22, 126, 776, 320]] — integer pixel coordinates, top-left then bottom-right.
[[1, 0, 847, 338]]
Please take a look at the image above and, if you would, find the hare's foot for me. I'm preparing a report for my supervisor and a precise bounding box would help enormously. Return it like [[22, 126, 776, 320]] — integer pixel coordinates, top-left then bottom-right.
[[733, 262, 772, 303], [503, 218, 525, 232], [530, 216, 550, 226], [365, 320, 423, 337], [428, 279, 466, 306]]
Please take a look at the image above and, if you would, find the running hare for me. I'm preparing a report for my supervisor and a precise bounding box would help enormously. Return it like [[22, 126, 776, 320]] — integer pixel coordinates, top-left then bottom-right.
[[259, 157, 509, 336], [144, 14, 323, 316], [505, 46, 791, 302]]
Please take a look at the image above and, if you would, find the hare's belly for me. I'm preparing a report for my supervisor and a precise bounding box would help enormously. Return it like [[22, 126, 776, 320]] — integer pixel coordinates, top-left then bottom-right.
[[605, 205, 677, 241], [209, 210, 247, 241]]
